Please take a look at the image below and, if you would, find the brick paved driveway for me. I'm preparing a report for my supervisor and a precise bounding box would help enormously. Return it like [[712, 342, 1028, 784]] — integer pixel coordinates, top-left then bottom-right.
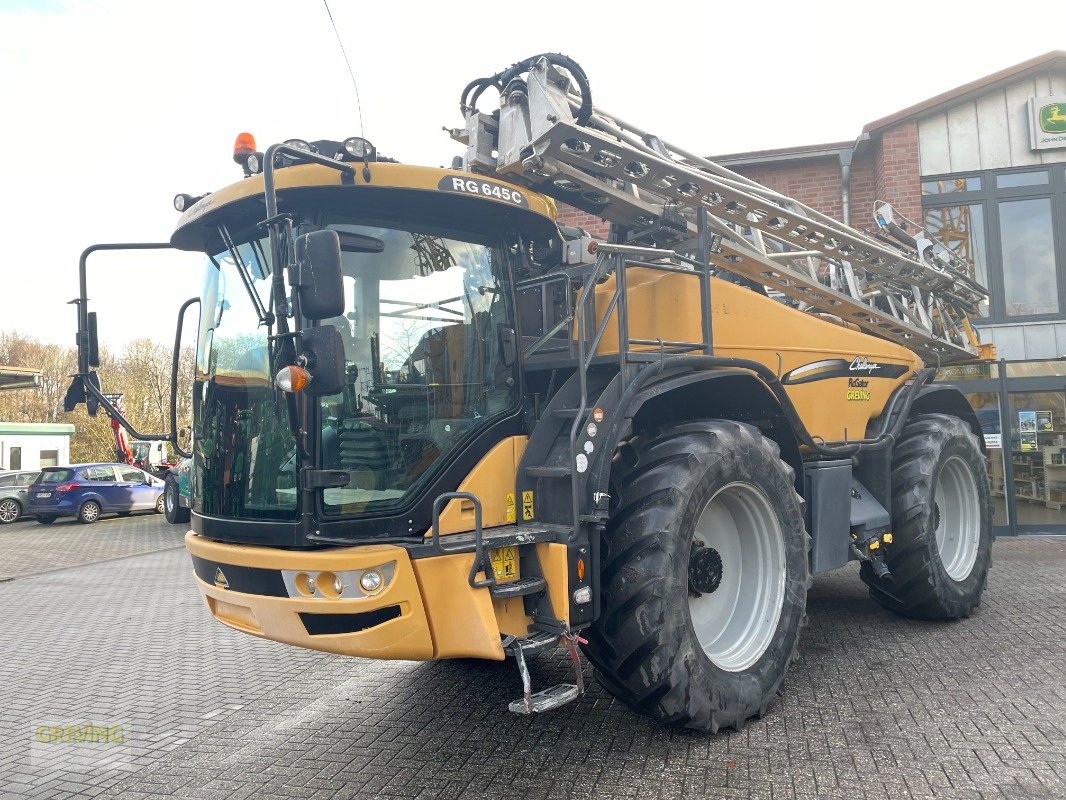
[[1, 519, 1063, 800]]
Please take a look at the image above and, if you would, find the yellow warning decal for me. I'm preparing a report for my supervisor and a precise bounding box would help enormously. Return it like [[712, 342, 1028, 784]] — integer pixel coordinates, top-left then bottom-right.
[[522, 490, 534, 521], [491, 546, 519, 581], [505, 492, 516, 523]]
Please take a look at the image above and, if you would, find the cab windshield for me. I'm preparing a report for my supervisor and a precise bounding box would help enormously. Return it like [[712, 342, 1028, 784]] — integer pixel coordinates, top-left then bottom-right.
[[318, 217, 517, 516], [194, 236, 298, 521]]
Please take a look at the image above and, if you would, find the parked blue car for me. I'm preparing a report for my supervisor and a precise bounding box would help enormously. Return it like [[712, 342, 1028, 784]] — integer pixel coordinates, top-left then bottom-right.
[[28, 464, 165, 524]]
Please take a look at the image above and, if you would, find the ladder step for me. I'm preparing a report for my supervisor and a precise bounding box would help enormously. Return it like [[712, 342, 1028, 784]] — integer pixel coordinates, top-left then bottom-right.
[[509, 629, 560, 655], [525, 465, 571, 479], [509, 684, 580, 715], [490, 576, 546, 599], [551, 407, 581, 418]]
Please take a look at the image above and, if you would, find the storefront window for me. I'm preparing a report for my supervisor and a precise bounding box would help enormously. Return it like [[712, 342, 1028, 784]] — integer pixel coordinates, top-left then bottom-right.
[[1007, 391, 1066, 526], [1000, 197, 1058, 317], [922, 165, 1065, 324], [922, 176, 982, 194], [996, 170, 1048, 189], [924, 204, 988, 316]]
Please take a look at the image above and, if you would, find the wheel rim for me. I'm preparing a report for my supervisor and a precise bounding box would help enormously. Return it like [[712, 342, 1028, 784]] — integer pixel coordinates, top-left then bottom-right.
[[157, 494, 166, 513], [165, 487, 174, 513], [83, 503, 99, 522], [933, 455, 980, 581], [0, 499, 18, 523], [687, 482, 786, 672]]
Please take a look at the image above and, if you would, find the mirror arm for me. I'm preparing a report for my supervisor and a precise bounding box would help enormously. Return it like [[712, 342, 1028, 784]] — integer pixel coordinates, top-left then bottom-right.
[[72, 242, 174, 376], [170, 297, 200, 459], [82, 376, 169, 442]]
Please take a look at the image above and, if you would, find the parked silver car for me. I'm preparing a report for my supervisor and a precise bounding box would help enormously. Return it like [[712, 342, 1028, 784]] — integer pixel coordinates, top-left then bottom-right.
[[0, 470, 41, 524]]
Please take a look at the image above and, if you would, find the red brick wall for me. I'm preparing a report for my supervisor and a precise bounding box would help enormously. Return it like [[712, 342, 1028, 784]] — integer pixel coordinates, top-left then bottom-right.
[[873, 121, 922, 228], [737, 158, 844, 222], [848, 157, 878, 231], [556, 204, 611, 240], [555, 123, 923, 238]]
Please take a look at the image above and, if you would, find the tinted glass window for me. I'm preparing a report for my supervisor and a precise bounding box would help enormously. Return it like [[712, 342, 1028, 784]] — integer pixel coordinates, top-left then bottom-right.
[[1000, 197, 1058, 317], [0, 474, 14, 487], [924, 203, 989, 317], [923, 176, 981, 194], [16, 472, 38, 486], [996, 171, 1048, 189], [118, 468, 145, 483], [39, 469, 74, 485]]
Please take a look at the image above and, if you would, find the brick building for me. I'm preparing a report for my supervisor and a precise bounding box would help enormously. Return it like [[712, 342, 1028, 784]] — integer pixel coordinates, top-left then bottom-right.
[[559, 51, 1066, 534]]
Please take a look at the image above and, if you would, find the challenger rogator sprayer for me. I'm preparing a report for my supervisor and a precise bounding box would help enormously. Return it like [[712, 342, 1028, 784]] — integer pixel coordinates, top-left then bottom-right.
[[66, 55, 995, 731]]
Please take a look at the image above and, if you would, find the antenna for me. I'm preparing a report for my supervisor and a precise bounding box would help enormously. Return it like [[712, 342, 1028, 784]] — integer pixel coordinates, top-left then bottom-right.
[[322, 0, 365, 139]]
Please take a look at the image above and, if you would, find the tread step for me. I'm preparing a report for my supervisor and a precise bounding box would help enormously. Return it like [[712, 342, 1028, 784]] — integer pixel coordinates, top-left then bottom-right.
[[525, 465, 572, 479], [551, 407, 582, 418], [508, 629, 560, 655], [509, 684, 580, 715], [410, 524, 569, 559], [490, 576, 546, 599]]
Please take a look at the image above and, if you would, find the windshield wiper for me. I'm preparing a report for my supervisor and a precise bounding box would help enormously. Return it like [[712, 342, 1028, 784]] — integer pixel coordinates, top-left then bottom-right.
[[219, 225, 272, 327]]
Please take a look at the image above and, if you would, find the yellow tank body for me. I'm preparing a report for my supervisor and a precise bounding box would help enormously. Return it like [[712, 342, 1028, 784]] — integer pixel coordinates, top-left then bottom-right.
[[587, 267, 923, 443]]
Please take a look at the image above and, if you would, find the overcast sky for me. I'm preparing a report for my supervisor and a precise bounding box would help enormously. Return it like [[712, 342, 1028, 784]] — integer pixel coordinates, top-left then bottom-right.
[[1, 0, 1063, 351]]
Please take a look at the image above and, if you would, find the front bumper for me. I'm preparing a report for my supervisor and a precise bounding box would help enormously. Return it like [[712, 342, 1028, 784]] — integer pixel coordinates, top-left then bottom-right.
[[185, 532, 506, 661]]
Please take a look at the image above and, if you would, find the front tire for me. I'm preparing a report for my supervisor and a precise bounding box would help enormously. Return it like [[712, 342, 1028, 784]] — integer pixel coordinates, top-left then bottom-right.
[[585, 420, 809, 732], [0, 498, 21, 524], [861, 413, 992, 619], [77, 501, 101, 524]]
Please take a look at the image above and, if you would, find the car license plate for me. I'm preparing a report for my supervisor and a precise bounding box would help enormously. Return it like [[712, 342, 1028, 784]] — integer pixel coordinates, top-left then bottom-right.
[[36, 492, 51, 499], [490, 546, 519, 582]]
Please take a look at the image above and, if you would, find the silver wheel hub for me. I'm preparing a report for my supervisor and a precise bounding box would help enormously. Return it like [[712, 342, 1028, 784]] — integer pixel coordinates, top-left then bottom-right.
[[933, 456, 980, 581], [687, 482, 786, 672], [0, 499, 18, 523], [84, 504, 99, 521]]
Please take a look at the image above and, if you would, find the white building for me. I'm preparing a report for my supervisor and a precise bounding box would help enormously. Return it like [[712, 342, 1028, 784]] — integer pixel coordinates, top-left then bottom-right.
[[0, 422, 75, 471]]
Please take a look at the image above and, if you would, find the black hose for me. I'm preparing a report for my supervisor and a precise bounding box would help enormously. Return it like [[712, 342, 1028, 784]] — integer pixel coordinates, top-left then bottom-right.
[[459, 53, 594, 125]]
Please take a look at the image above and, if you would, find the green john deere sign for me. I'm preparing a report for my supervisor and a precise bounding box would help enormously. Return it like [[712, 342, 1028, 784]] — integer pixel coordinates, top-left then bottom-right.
[[1040, 103, 1066, 133], [1029, 95, 1066, 150]]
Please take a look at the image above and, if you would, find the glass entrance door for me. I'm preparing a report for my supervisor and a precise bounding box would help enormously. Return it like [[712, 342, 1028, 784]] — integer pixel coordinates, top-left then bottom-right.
[[1007, 390, 1066, 527]]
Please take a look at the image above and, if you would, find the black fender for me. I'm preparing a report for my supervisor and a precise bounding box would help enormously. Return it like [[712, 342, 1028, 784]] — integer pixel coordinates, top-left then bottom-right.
[[586, 367, 804, 505], [910, 384, 984, 453], [855, 380, 982, 514]]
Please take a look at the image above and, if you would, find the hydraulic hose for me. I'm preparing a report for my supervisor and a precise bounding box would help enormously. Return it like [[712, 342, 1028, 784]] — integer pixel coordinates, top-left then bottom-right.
[[459, 53, 593, 125]]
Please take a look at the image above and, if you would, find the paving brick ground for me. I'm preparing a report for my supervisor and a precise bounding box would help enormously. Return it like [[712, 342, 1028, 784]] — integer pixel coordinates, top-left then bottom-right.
[[1, 522, 1063, 800], [0, 514, 185, 580]]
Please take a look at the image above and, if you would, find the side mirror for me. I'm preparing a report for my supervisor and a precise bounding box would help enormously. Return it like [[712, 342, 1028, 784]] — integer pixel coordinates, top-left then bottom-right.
[[87, 312, 100, 367], [300, 325, 346, 397], [294, 230, 344, 321]]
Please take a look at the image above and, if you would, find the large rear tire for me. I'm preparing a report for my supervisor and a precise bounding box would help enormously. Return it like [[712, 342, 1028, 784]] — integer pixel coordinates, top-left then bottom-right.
[[585, 420, 809, 732], [861, 413, 992, 619]]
